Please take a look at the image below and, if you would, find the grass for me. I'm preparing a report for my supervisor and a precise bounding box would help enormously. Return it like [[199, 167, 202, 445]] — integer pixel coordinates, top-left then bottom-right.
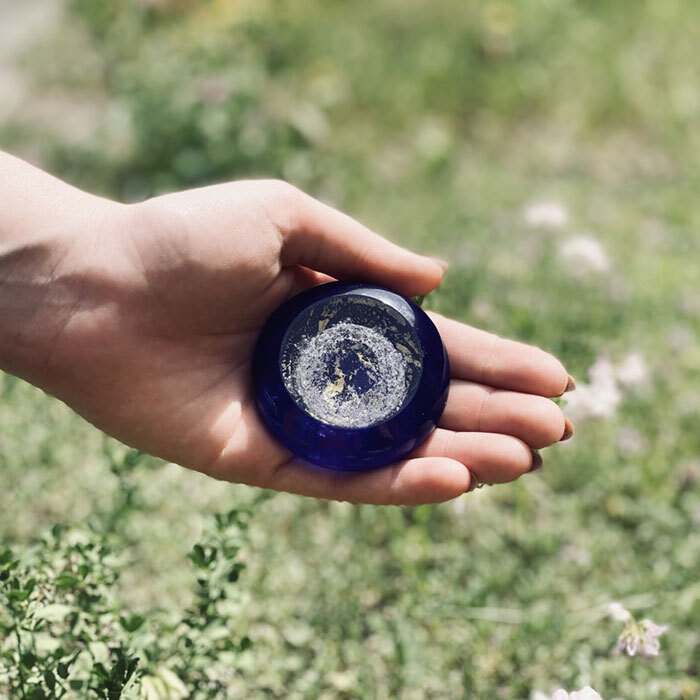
[[2, 0, 700, 697]]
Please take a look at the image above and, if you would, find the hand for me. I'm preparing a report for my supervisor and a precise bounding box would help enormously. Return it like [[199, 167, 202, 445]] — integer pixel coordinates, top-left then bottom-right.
[[0, 157, 573, 505]]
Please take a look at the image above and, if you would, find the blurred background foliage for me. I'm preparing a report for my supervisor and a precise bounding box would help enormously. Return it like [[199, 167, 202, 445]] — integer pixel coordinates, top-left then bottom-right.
[[2, 0, 700, 697]]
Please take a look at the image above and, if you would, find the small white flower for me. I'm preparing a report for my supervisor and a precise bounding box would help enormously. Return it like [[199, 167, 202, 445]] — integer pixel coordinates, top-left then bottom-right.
[[616, 352, 649, 390], [640, 621, 668, 657], [614, 617, 668, 659], [588, 356, 616, 387], [559, 235, 610, 275], [564, 357, 621, 421], [536, 686, 603, 700], [571, 688, 604, 700], [607, 601, 632, 622], [524, 200, 569, 230]]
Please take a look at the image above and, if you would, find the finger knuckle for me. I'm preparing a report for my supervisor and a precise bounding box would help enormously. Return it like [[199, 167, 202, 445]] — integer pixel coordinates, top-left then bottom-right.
[[268, 178, 297, 197], [256, 179, 304, 235]]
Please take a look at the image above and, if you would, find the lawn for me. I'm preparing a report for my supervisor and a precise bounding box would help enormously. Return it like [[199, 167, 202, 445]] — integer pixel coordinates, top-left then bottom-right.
[[2, 0, 700, 697]]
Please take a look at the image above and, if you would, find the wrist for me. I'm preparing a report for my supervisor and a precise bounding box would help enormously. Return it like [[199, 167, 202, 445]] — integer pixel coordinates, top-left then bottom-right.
[[0, 157, 127, 385]]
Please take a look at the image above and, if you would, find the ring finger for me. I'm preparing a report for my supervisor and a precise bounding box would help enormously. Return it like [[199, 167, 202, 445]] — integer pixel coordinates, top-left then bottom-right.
[[440, 380, 570, 449]]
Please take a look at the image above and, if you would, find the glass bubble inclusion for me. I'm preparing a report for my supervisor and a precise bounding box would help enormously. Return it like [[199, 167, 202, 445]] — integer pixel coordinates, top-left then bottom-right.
[[252, 282, 450, 471]]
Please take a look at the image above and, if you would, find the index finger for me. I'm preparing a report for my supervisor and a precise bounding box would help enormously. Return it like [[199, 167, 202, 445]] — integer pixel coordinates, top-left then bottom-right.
[[429, 312, 571, 397], [278, 185, 446, 298]]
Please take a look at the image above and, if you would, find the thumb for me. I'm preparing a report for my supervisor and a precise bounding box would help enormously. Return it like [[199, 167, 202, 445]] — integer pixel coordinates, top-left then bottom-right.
[[279, 188, 447, 297]]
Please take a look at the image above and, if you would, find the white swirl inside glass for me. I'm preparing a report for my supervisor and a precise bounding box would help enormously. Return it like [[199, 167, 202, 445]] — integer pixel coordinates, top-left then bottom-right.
[[289, 322, 409, 428]]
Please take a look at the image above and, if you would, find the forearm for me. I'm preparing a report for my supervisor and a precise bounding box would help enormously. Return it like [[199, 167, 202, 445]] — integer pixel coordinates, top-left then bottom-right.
[[0, 152, 119, 382]]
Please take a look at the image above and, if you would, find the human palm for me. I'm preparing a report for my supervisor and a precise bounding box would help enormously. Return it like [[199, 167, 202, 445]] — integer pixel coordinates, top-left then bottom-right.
[[21, 179, 573, 505]]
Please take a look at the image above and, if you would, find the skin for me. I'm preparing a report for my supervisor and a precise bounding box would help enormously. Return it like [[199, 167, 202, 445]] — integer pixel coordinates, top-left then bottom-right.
[[0, 151, 573, 505]]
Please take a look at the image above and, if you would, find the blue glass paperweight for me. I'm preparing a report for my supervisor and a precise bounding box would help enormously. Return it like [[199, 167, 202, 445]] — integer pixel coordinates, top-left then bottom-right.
[[252, 282, 449, 471]]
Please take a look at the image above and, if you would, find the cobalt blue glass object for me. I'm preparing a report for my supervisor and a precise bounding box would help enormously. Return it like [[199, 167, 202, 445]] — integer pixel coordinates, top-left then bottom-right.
[[252, 282, 450, 471]]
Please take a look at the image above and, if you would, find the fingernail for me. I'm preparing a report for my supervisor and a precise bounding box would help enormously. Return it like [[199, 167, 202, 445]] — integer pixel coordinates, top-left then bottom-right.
[[560, 417, 574, 442], [565, 375, 576, 393], [529, 450, 543, 472], [430, 257, 449, 272]]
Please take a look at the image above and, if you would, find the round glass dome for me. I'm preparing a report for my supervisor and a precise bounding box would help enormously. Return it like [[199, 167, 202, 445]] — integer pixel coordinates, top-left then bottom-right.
[[252, 282, 449, 471]]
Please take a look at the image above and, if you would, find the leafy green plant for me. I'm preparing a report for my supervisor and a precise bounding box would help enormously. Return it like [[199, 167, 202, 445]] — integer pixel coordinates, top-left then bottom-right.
[[0, 448, 269, 699], [0, 525, 140, 699]]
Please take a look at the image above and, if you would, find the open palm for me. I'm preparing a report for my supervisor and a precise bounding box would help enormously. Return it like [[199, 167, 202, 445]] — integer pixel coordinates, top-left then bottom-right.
[[33, 180, 572, 505]]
